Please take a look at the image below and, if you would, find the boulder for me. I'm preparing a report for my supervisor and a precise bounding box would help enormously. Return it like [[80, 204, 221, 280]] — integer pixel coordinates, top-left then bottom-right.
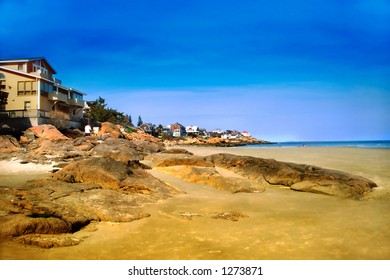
[[27, 124, 69, 141], [97, 122, 122, 138], [132, 139, 165, 154], [89, 139, 141, 163], [0, 135, 21, 153], [158, 165, 265, 193], [52, 157, 131, 189], [61, 128, 84, 139], [146, 153, 214, 168], [206, 153, 377, 199]]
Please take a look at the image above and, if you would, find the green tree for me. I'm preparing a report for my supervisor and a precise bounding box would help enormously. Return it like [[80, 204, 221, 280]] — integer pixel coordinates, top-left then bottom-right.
[[137, 115, 143, 127], [85, 96, 132, 126]]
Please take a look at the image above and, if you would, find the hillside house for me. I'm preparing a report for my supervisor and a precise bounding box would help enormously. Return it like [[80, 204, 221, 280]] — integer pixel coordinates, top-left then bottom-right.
[[186, 125, 199, 137], [139, 123, 155, 135], [0, 57, 85, 130], [170, 122, 186, 137], [242, 130, 251, 137]]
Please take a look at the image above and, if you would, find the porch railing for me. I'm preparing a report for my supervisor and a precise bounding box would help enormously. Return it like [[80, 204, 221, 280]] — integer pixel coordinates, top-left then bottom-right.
[[0, 109, 82, 122], [0, 109, 51, 119]]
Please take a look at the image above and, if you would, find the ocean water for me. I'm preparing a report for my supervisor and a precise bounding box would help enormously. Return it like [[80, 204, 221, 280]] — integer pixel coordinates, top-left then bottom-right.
[[251, 140, 390, 149]]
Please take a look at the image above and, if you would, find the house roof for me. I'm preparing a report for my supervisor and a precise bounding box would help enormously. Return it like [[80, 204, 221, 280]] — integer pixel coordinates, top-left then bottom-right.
[[0, 57, 57, 74]]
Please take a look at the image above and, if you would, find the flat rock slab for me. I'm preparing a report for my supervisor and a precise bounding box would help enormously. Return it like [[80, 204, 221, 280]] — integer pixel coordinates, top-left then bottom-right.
[[206, 153, 378, 199]]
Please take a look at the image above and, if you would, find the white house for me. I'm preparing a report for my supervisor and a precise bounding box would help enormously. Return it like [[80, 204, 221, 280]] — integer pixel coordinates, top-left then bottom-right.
[[242, 130, 251, 137], [186, 125, 199, 135]]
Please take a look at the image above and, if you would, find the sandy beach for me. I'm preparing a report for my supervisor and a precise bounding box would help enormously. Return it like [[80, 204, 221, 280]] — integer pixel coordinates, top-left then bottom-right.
[[1, 146, 389, 260]]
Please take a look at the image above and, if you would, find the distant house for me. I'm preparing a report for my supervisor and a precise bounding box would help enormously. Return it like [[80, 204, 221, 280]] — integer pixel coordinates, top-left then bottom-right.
[[212, 128, 224, 134], [242, 130, 251, 137], [170, 122, 186, 137], [0, 57, 85, 130], [199, 128, 209, 138], [162, 125, 173, 136], [229, 130, 241, 139], [210, 128, 224, 138], [186, 125, 199, 137], [139, 123, 155, 135]]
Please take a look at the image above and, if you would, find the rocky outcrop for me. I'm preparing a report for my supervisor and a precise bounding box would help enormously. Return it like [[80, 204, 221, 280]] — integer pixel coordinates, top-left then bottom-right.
[[146, 153, 265, 193], [0, 157, 182, 247], [96, 122, 123, 139], [164, 136, 272, 147], [0, 135, 21, 154], [146, 153, 214, 168], [27, 124, 69, 141], [88, 138, 141, 163], [159, 165, 265, 193], [123, 129, 165, 154], [206, 153, 378, 199], [161, 148, 194, 155], [52, 157, 132, 188]]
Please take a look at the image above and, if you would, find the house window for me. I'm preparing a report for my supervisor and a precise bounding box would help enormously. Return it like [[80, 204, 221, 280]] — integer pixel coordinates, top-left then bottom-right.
[[24, 101, 31, 110], [0, 80, 5, 90], [17, 81, 36, 95], [18, 64, 24, 71], [40, 82, 53, 93]]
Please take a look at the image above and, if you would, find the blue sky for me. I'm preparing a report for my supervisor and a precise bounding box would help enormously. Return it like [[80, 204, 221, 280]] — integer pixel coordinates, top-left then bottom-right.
[[1, 0, 389, 141]]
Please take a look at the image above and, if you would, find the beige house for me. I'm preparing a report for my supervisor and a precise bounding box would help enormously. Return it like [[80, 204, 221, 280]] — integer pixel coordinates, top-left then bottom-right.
[[0, 57, 85, 130]]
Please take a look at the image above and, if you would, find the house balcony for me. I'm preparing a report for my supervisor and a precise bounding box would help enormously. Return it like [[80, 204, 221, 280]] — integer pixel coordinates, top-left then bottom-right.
[[68, 98, 84, 107], [49, 91, 68, 103], [29, 71, 52, 80]]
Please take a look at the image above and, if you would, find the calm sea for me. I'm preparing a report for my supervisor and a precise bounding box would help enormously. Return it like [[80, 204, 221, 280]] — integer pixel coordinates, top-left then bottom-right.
[[249, 140, 390, 149]]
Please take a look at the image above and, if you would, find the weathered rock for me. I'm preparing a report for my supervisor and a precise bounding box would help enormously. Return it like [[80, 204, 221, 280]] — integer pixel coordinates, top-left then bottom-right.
[[27, 124, 69, 141], [121, 128, 165, 154], [146, 153, 214, 168], [158, 165, 264, 193], [61, 128, 84, 139], [122, 128, 160, 143], [120, 168, 183, 196], [25, 139, 84, 163], [52, 157, 131, 189], [55, 188, 152, 222], [15, 234, 81, 248], [0, 166, 181, 244], [211, 211, 248, 222], [0, 214, 71, 239], [89, 138, 141, 162], [162, 148, 194, 155], [132, 139, 165, 154], [146, 153, 264, 193], [206, 153, 377, 199], [0, 135, 21, 153], [97, 122, 122, 139]]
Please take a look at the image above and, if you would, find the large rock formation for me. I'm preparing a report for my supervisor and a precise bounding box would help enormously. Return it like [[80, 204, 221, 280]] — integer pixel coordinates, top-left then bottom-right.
[[27, 124, 69, 141], [145, 152, 378, 198], [145, 153, 265, 193], [206, 153, 378, 199], [0, 157, 182, 247]]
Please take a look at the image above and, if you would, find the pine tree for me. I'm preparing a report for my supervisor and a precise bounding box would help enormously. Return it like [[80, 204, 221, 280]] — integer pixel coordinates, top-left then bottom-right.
[[137, 115, 143, 127]]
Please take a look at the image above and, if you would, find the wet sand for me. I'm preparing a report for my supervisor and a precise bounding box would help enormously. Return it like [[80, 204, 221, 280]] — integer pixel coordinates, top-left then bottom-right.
[[1, 147, 389, 260]]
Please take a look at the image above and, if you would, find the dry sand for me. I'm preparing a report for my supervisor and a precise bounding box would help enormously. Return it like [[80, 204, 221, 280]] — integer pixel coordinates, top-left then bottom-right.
[[0, 146, 389, 260], [0, 158, 54, 186]]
